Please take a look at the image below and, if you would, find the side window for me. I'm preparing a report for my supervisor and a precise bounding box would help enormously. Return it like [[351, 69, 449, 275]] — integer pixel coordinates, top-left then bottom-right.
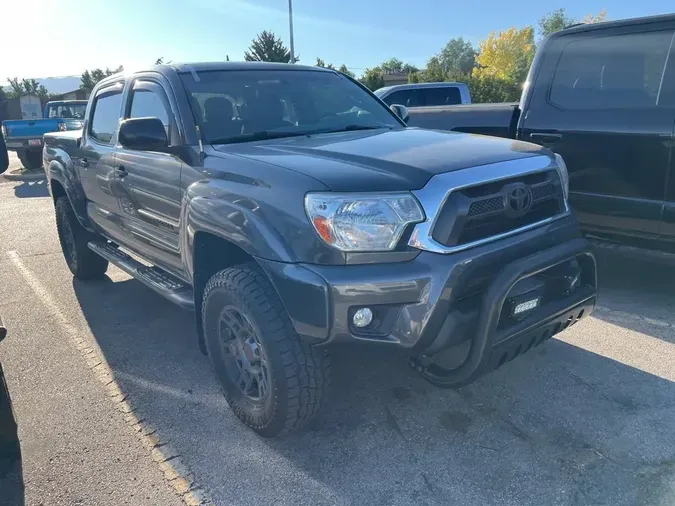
[[383, 90, 413, 106], [550, 30, 673, 109], [421, 87, 462, 106], [129, 89, 170, 131], [90, 91, 123, 144]]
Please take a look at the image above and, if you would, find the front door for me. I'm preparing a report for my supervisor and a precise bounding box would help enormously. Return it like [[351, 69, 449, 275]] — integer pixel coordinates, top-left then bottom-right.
[[521, 25, 675, 241], [79, 82, 126, 242], [114, 78, 184, 274]]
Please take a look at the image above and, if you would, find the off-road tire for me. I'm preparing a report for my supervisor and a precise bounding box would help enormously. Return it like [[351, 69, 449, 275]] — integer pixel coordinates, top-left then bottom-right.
[[202, 264, 331, 437], [18, 150, 42, 170], [55, 196, 108, 280]]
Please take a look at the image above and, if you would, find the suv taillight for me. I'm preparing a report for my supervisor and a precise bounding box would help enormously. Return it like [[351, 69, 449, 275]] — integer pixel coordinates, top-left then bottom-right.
[[58, 122, 68, 132]]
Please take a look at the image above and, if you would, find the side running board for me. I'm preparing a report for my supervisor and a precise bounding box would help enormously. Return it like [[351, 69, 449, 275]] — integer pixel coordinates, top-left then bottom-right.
[[87, 242, 194, 310]]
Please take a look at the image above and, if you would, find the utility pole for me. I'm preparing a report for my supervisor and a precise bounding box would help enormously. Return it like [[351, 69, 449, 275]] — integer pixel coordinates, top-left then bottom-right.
[[288, 0, 295, 63]]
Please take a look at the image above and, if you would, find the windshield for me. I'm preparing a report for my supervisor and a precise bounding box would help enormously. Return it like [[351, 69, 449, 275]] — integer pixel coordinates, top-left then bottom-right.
[[47, 103, 86, 120], [180, 69, 402, 144]]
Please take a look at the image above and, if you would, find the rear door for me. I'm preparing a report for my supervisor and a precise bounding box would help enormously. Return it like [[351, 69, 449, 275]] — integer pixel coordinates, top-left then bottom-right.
[[114, 76, 185, 273], [79, 82, 126, 241], [520, 22, 675, 240]]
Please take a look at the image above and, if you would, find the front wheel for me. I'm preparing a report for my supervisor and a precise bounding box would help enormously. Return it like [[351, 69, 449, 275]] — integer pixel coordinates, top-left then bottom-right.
[[55, 197, 108, 280], [202, 264, 331, 437]]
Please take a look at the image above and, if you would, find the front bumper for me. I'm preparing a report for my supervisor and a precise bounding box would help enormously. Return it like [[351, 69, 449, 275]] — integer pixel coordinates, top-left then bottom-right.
[[259, 215, 597, 382]]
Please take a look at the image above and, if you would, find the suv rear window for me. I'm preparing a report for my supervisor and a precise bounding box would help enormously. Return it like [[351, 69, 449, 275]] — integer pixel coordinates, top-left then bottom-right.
[[549, 30, 674, 109]]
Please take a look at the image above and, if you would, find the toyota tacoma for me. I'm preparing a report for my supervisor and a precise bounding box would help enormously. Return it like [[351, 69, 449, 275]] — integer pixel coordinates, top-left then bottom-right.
[[43, 62, 597, 437]]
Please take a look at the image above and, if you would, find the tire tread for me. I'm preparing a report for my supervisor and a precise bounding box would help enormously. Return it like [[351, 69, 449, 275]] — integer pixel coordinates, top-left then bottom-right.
[[202, 264, 331, 436]]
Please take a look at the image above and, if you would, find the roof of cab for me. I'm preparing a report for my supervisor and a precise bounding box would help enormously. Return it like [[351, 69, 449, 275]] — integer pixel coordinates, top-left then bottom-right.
[[94, 61, 333, 90], [170, 61, 332, 73], [552, 13, 675, 38]]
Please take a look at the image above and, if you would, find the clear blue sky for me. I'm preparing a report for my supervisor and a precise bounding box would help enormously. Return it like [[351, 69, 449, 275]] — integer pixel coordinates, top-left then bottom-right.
[[3, 0, 674, 81]]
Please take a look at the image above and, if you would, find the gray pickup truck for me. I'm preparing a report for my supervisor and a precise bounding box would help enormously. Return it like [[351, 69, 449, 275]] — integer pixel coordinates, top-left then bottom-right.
[[43, 62, 597, 437]]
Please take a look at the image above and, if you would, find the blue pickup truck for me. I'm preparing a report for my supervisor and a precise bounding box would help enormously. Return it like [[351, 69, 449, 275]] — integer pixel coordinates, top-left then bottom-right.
[[1, 100, 86, 170]]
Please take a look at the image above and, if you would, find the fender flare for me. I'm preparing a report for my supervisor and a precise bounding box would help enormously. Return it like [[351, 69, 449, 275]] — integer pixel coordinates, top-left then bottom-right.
[[47, 157, 94, 232], [180, 181, 296, 284]]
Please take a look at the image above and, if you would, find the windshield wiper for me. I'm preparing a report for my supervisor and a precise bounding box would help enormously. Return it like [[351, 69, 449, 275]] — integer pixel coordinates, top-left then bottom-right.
[[318, 124, 395, 134], [210, 130, 310, 145]]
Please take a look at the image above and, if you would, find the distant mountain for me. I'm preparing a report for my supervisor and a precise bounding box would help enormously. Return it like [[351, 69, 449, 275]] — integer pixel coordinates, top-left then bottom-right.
[[1, 76, 81, 95], [35, 76, 82, 94]]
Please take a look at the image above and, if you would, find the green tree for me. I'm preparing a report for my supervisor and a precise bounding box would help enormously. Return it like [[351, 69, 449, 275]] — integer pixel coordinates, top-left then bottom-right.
[[438, 37, 477, 78], [5, 77, 49, 98], [362, 68, 385, 91], [538, 9, 608, 38], [80, 66, 123, 93], [465, 74, 521, 103], [421, 55, 449, 82], [315, 58, 335, 70], [316, 59, 354, 77], [538, 8, 575, 38], [379, 57, 418, 74], [337, 64, 355, 79], [244, 30, 294, 63]]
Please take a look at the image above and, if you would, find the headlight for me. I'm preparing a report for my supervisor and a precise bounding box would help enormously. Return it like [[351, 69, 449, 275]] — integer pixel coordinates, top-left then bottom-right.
[[304, 192, 425, 252], [554, 153, 569, 201]]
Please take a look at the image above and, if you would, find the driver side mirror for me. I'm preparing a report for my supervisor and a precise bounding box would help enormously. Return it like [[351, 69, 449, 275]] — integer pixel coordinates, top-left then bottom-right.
[[390, 104, 409, 123], [118, 117, 168, 152]]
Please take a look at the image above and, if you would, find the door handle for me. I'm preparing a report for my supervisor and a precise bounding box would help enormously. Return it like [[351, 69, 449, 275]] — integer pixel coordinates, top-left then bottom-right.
[[530, 132, 563, 144], [80, 157, 89, 168], [114, 165, 128, 178]]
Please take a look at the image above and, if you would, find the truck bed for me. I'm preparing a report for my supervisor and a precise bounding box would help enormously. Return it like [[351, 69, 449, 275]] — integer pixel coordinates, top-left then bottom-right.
[[2, 118, 82, 148], [406, 102, 519, 139]]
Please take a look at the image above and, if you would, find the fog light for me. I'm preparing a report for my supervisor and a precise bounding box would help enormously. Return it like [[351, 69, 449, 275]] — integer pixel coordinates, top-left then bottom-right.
[[513, 298, 540, 316], [353, 308, 373, 328]]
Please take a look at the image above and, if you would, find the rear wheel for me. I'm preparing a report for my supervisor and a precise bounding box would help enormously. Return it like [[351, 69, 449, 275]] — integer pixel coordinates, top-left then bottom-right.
[[202, 264, 331, 437], [55, 196, 108, 280], [18, 150, 42, 170]]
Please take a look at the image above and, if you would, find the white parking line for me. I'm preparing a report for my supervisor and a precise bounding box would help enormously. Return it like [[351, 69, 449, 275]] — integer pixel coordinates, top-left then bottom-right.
[[6, 250, 212, 506]]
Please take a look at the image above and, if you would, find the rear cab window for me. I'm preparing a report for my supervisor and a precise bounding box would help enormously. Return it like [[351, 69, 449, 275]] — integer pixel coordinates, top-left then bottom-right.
[[89, 88, 123, 144]]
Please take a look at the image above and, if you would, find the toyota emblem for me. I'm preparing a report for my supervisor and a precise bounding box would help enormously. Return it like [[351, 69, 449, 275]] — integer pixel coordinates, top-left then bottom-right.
[[505, 183, 532, 216]]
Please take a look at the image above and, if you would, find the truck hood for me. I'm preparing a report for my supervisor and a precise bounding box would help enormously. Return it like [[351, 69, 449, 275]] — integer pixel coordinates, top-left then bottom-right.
[[214, 128, 551, 191]]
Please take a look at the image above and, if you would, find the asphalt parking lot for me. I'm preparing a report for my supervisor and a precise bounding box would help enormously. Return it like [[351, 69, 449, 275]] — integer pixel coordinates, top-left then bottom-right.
[[1, 152, 674, 505]]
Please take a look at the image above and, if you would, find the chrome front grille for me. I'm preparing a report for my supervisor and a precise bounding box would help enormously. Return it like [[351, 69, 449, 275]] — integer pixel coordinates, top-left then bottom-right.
[[408, 156, 570, 255]]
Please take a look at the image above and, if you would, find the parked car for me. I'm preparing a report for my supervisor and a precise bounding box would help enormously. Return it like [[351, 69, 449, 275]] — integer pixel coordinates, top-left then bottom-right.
[[43, 62, 597, 437], [2, 100, 87, 170], [407, 14, 675, 252], [0, 315, 24, 506], [375, 82, 471, 107]]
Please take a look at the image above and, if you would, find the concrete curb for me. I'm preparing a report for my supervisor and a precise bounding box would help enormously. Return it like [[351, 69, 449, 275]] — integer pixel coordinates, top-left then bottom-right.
[[2, 169, 46, 182]]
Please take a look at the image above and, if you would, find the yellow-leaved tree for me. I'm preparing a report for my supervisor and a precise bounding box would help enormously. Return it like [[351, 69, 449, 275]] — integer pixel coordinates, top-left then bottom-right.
[[473, 26, 536, 86]]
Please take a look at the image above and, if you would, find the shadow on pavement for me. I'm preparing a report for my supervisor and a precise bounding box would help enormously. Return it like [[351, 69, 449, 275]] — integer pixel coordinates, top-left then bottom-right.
[[71, 273, 675, 506], [13, 179, 49, 199], [0, 362, 25, 506], [593, 247, 675, 342]]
